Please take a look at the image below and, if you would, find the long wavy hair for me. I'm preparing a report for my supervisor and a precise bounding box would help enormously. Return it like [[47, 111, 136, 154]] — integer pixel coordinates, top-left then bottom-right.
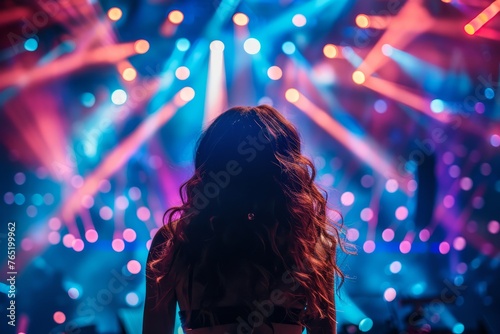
[[148, 105, 346, 330]]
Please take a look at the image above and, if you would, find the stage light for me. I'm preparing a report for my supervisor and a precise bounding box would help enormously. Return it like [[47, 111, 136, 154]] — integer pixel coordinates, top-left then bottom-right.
[[285, 88, 300, 103], [452, 323, 465, 334], [347, 228, 360, 242], [359, 318, 373, 332], [210, 40, 225, 52], [382, 229, 395, 242], [49, 217, 61, 230], [123, 228, 137, 242], [175, 66, 190, 80], [99, 206, 113, 220], [137, 206, 151, 221], [453, 237, 466, 251], [108, 7, 122, 21], [352, 70, 365, 84], [24, 38, 38, 52], [48, 231, 60, 244], [243, 38, 260, 54], [360, 208, 373, 222], [488, 220, 499, 234], [111, 89, 127, 105], [267, 66, 282, 80], [407, 179, 418, 192], [112, 239, 125, 252], [72, 239, 84, 252], [340, 191, 355, 206], [363, 240, 375, 253], [411, 282, 425, 295], [168, 10, 184, 24], [282, 41, 296, 55], [68, 287, 80, 299], [443, 195, 455, 208], [4, 192, 14, 205], [126, 292, 139, 306], [485, 87, 494, 99], [356, 14, 369, 28], [134, 39, 150, 54], [62, 234, 75, 248], [127, 260, 141, 274], [449, 165, 460, 178], [490, 134, 500, 147], [179, 87, 195, 102], [128, 186, 141, 200], [323, 44, 337, 58], [439, 241, 450, 254], [81, 92, 95, 107], [53, 311, 66, 324], [374, 99, 387, 113], [14, 193, 25, 205], [460, 177, 473, 191], [292, 14, 307, 27], [399, 240, 411, 253], [430, 99, 444, 113], [389, 261, 402, 274], [383, 288, 396, 302], [85, 229, 98, 243], [381, 44, 393, 56], [122, 68, 137, 81], [176, 38, 190, 51], [385, 179, 398, 192], [441, 0, 452, 3], [395, 206, 408, 220], [115, 196, 129, 210], [475, 102, 485, 114], [464, 24, 475, 35], [14, 172, 25, 185], [233, 13, 249, 26]]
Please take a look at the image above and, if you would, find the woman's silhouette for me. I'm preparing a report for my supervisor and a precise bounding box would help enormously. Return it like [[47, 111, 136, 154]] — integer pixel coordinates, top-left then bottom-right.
[[143, 105, 344, 333]]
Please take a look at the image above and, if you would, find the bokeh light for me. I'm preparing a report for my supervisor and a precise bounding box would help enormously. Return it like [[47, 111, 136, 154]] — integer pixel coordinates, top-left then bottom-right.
[[210, 40, 224, 52], [384, 287, 397, 302], [267, 66, 282, 80], [355, 14, 369, 28], [176, 38, 190, 51], [168, 10, 184, 24], [292, 14, 307, 27], [323, 44, 338, 59], [111, 89, 127, 105], [282, 42, 296, 55], [53, 311, 66, 324], [24, 38, 38, 52], [175, 66, 190, 80], [122, 68, 137, 81], [107, 7, 122, 21], [112, 239, 125, 252], [233, 13, 249, 26], [243, 38, 261, 55], [341, 191, 355, 206], [352, 70, 365, 84], [285, 88, 300, 103], [179, 87, 195, 102], [127, 260, 141, 274], [389, 261, 402, 274], [134, 39, 150, 54], [125, 292, 139, 306]]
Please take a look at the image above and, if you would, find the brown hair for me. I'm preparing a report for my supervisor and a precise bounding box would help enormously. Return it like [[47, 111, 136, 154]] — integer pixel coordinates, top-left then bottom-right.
[[148, 105, 347, 329]]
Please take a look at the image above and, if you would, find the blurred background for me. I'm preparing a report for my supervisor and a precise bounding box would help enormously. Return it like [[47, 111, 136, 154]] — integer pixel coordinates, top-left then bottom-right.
[[0, 0, 499, 333]]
